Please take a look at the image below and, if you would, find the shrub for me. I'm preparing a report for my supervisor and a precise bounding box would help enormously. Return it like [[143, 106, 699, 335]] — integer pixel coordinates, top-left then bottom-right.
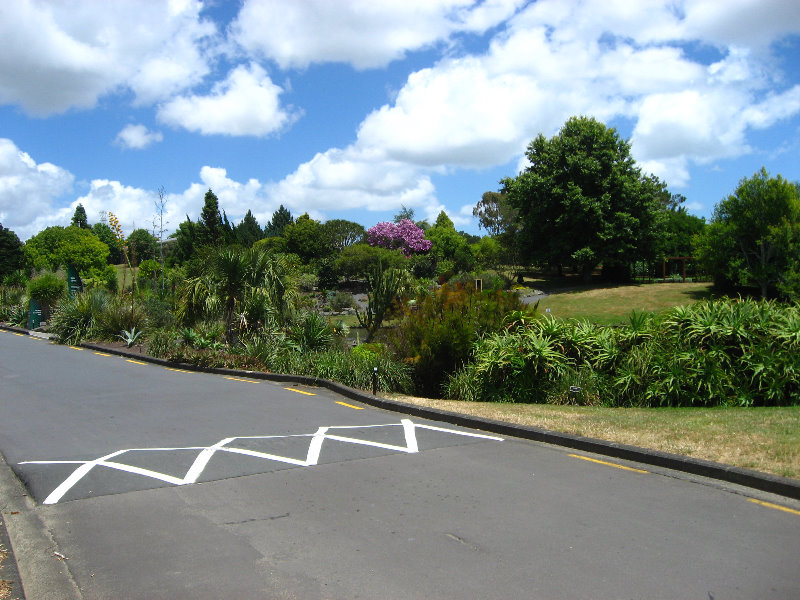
[[386, 282, 526, 397], [142, 295, 176, 329], [95, 294, 147, 339], [328, 291, 355, 312], [28, 272, 66, 317], [82, 265, 118, 293]]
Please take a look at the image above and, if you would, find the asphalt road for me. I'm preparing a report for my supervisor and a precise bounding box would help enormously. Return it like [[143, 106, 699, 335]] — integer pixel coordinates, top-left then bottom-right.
[[1, 329, 799, 599]]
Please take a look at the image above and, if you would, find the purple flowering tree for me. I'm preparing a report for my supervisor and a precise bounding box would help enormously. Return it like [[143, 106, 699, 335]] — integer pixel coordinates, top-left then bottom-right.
[[366, 219, 432, 257]]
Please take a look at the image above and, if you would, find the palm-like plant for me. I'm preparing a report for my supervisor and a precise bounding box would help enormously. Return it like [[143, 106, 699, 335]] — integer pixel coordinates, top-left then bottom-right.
[[178, 247, 300, 344]]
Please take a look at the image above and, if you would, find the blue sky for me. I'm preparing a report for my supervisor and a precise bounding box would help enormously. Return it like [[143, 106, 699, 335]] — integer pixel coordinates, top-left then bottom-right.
[[1, 0, 799, 242]]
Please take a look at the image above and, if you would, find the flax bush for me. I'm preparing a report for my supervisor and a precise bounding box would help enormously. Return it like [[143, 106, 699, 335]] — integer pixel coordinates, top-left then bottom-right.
[[446, 298, 800, 407], [50, 289, 109, 344]]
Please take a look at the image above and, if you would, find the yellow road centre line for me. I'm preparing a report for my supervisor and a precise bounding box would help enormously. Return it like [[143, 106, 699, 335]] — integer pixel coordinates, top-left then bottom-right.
[[336, 401, 364, 410], [166, 368, 193, 373], [224, 376, 259, 383], [569, 454, 649, 474], [285, 387, 316, 396], [12, 333, 25, 336], [93, 351, 112, 357], [69, 346, 83, 351], [749, 498, 800, 516], [126, 359, 147, 365]]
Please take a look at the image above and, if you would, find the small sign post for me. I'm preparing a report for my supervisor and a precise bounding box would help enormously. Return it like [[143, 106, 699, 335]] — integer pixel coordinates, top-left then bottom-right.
[[28, 298, 42, 330], [67, 264, 83, 299]]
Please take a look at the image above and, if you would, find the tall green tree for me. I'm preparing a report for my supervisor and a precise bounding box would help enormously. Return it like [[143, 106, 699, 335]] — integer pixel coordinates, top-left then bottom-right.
[[0, 224, 24, 279], [655, 195, 706, 259], [696, 167, 800, 298], [234, 210, 263, 247], [169, 216, 199, 266], [198, 189, 225, 247], [502, 116, 662, 281], [426, 211, 475, 276], [473, 191, 517, 238], [71, 203, 90, 229], [264, 205, 294, 238]]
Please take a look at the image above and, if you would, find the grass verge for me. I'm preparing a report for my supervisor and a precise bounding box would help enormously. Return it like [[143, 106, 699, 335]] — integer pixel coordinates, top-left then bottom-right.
[[385, 395, 800, 480]]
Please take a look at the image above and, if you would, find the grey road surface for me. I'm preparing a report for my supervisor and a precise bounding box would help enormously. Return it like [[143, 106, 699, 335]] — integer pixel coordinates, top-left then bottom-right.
[[1, 329, 799, 599]]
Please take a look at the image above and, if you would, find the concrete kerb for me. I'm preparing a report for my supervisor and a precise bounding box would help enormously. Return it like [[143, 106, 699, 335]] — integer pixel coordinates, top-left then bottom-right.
[[2, 326, 798, 501]]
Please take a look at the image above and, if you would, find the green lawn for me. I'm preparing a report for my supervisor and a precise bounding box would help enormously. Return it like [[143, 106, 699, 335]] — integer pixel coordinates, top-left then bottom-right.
[[534, 281, 715, 324]]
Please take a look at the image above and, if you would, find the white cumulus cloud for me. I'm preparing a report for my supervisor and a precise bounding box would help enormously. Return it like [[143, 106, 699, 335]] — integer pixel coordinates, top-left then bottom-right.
[[231, 0, 524, 69], [272, 0, 800, 214], [114, 124, 164, 150], [0, 0, 216, 116], [0, 139, 75, 240], [157, 63, 301, 137]]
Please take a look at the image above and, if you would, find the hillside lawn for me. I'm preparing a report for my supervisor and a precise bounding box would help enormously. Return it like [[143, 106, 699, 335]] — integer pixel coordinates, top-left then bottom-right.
[[533, 280, 714, 325]]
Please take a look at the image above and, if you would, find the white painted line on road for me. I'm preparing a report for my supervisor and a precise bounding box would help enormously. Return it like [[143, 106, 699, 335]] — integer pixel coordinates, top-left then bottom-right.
[[184, 437, 236, 483], [403, 418, 419, 453], [20, 420, 505, 504]]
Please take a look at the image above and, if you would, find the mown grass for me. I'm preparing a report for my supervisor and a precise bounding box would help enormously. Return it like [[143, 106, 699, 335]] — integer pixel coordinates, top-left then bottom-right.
[[386, 395, 800, 479], [535, 281, 715, 324]]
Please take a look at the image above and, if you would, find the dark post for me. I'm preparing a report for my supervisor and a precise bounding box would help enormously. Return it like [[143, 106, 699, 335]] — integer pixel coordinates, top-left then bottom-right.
[[372, 367, 378, 396]]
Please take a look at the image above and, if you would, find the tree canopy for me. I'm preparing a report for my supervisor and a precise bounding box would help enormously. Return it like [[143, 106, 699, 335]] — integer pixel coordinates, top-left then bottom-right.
[[283, 214, 332, 262], [366, 219, 431, 257], [126, 228, 159, 264], [198, 189, 226, 247], [322, 219, 365, 252], [234, 210, 263, 247], [71, 204, 90, 229], [426, 211, 475, 276], [0, 224, 24, 279], [91, 222, 123, 264], [24, 226, 109, 273], [695, 167, 800, 298], [502, 116, 664, 281], [264, 205, 294, 238]]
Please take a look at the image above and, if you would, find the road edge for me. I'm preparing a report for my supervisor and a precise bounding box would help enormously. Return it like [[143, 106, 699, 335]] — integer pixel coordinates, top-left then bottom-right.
[[0, 452, 82, 600], [71, 339, 800, 502], [3, 325, 798, 501]]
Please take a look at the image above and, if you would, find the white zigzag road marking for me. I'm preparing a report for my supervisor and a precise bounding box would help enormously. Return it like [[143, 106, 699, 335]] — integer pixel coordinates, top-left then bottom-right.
[[20, 419, 503, 504]]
